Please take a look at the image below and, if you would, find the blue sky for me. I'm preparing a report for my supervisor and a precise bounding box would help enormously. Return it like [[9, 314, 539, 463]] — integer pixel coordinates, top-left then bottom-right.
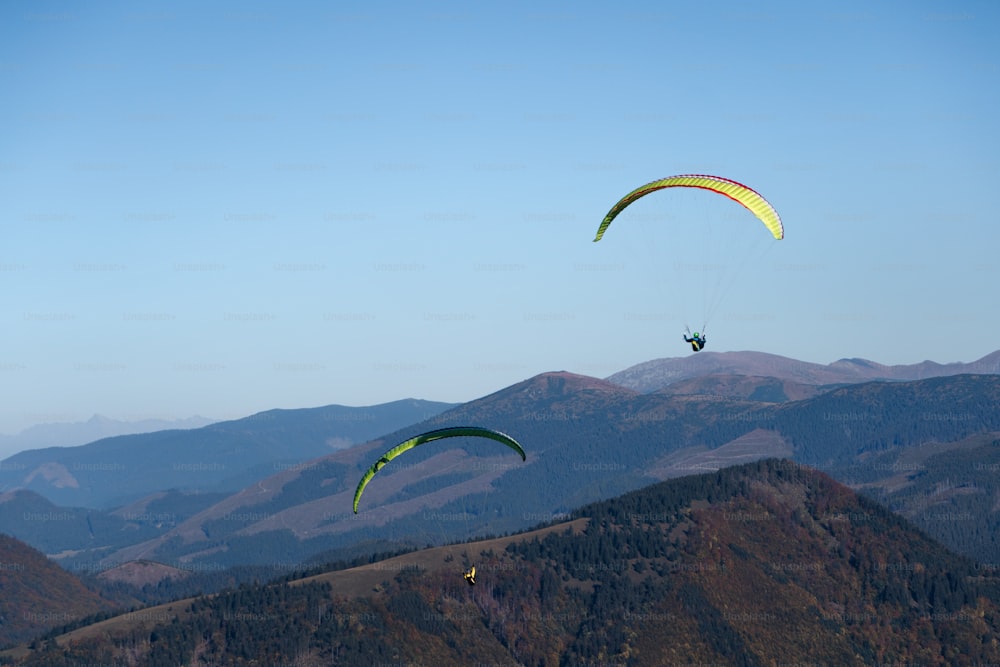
[[1, 0, 997, 439]]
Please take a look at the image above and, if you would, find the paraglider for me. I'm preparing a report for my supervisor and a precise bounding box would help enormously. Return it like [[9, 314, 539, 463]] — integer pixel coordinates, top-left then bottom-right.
[[463, 565, 476, 585], [593, 174, 784, 351], [684, 330, 706, 352], [352, 426, 526, 513], [592, 174, 784, 243]]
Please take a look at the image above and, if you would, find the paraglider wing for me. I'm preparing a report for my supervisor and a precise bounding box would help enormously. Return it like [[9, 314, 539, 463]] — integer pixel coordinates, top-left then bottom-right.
[[352, 426, 526, 513], [592, 174, 784, 242]]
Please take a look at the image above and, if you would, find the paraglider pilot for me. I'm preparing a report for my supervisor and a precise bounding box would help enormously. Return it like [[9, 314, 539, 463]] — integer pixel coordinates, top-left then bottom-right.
[[684, 331, 706, 352]]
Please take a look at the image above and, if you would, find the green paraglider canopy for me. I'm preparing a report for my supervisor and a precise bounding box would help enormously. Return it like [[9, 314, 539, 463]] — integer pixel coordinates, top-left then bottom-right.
[[352, 426, 526, 513]]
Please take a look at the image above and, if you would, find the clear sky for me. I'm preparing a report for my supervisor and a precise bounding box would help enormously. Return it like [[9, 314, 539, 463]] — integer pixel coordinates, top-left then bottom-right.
[[1, 0, 997, 439]]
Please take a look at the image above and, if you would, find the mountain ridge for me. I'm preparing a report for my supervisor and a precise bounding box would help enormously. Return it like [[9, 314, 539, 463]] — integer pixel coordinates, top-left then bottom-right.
[[606, 349, 1000, 393], [0, 414, 217, 460]]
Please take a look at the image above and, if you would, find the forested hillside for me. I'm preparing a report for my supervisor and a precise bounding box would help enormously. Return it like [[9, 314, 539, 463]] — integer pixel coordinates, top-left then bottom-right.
[[11, 460, 1000, 665], [0, 534, 112, 648]]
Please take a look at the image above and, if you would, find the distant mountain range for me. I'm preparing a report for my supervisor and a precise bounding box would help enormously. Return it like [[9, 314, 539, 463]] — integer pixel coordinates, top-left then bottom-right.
[[0, 399, 457, 508], [7, 460, 1000, 664], [0, 414, 217, 457], [605, 349, 1000, 393]]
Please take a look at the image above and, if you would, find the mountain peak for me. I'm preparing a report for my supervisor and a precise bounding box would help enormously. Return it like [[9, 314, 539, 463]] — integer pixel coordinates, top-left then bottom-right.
[[511, 370, 638, 397], [832, 357, 878, 366], [830, 357, 889, 372], [447, 371, 636, 421]]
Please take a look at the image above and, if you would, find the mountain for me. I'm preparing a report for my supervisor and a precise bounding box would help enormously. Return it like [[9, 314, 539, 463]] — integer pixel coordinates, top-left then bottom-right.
[[0, 414, 217, 459], [0, 399, 457, 509], [652, 373, 839, 402], [0, 533, 112, 649], [857, 432, 1000, 563], [10, 460, 1000, 665], [88, 372, 1000, 573], [605, 349, 1000, 393], [767, 373, 1000, 474]]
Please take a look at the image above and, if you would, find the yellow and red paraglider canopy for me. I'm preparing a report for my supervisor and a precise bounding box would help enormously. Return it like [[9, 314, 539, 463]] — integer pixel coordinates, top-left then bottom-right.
[[593, 174, 784, 242]]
